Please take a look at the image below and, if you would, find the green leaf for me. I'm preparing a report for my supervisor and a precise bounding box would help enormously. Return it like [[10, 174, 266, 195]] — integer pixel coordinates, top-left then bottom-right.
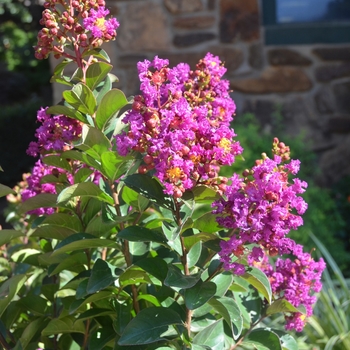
[[74, 167, 94, 183], [63, 83, 96, 115], [61, 149, 100, 169], [39, 213, 83, 232], [0, 183, 15, 197], [46, 104, 86, 122], [0, 229, 23, 246], [53, 58, 73, 76], [48, 252, 87, 276], [184, 281, 216, 310], [273, 330, 298, 350], [119, 266, 152, 287], [32, 226, 77, 240], [18, 193, 59, 214], [208, 297, 243, 340], [83, 48, 111, 62], [42, 316, 85, 336], [187, 241, 202, 268], [0, 274, 27, 317], [117, 226, 167, 244], [42, 155, 71, 171], [192, 186, 220, 203], [88, 325, 116, 350], [183, 232, 217, 250], [123, 174, 174, 210], [86, 62, 112, 91], [51, 233, 119, 257], [118, 307, 183, 345], [50, 75, 74, 86], [76, 124, 111, 160], [87, 259, 120, 294], [96, 74, 112, 104], [192, 319, 225, 350], [18, 295, 49, 316], [164, 265, 201, 289], [112, 301, 132, 335], [244, 328, 282, 350], [122, 186, 149, 212], [211, 272, 233, 297], [57, 182, 114, 205], [69, 291, 111, 314], [266, 299, 307, 316], [135, 257, 169, 282], [96, 89, 128, 131], [101, 151, 128, 181], [241, 267, 272, 304], [137, 294, 161, 307], [193, 212, 221, 233], [16, 317, 47, 349]]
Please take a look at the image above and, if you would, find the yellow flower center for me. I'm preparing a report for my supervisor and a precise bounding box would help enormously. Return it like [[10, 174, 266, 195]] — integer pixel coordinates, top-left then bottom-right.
[[95, 17, 106, 31], [167, 167, 182, 180], [219, 138, 231, 152]]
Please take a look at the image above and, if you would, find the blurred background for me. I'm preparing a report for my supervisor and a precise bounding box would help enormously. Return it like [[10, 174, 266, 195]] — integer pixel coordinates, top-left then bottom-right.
[[1, 0, 350, 271]]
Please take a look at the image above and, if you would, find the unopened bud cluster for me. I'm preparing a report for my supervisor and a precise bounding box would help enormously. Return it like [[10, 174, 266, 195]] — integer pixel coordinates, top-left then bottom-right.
[[35, 0, 119, 60]]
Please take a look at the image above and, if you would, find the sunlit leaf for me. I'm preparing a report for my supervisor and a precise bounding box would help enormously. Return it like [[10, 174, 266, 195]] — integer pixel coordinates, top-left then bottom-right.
[[86, 62, 112, 91], [63, 83, 96, 115]]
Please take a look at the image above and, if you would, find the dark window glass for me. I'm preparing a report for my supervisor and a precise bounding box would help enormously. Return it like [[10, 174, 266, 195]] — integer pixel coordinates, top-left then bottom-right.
[[277, 0, 350, 23]]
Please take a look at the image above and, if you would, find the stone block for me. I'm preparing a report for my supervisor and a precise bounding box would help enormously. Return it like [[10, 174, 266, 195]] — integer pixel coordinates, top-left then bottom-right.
[[173, 16, 215, 29], [249, 42, 264, 69], [173, 33, 216, 47], [243, 99, 275, 124], [117, 3, 170, 51], [314, 87, 335, 114], [164, 0, 203, 13], [208, 46, 244, 73], [312, 47, 350, 61], [268, 49, 312, 66], [333, 82, 350, 113], [166, 52, 206, 69], [315, 63, 350, 82], [327, 115, 350, 134], [118, 55, 149, 68], [230, 67, 312, 94], [220, 0, 260, 43]]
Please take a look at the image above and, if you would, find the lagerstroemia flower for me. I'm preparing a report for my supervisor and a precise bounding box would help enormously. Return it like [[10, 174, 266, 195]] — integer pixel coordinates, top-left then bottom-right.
[[259, 246, 326, 332], [27, 107, 82, 157], [116, 53, 243, 197], [83, 6, 119, 40]]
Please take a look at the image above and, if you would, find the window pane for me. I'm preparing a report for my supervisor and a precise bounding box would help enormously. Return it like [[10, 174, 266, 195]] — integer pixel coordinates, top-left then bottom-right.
[[277, 0, 350, 23]]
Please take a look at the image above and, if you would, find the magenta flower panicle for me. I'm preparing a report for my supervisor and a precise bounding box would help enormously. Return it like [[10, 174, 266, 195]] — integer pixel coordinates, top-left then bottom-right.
[[116, 53, 243, 198]]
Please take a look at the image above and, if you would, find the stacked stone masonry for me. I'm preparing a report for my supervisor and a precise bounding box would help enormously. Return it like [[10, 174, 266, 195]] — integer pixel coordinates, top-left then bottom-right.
[[56, 0, 350, 185]]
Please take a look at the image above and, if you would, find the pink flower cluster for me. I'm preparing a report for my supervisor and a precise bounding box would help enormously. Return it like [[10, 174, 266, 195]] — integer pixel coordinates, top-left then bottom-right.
[[35, 0, 119, 60], [212, 140, 326, 331], [260, 245, 325, 332], [27, 107, 82, 157], [116, 53, 243, 198]]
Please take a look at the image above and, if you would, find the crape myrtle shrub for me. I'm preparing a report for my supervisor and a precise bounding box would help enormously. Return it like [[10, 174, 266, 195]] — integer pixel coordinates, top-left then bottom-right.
[[0, 1, 326, 349]]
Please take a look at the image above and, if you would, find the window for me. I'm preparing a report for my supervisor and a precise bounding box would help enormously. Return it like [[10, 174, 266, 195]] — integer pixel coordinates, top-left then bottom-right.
[[263, 0, 350, 45]]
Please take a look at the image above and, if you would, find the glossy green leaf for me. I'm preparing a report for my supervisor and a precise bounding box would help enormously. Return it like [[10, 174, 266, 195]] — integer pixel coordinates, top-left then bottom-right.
[[135, 257, 169, 282], [87, 259, 120, 294], [69, 291, 111, 314], [48, 251, 87, 276], [117, 226, 167, 244], [63, 83, 96, 115], [74, 167, 94, 183], [76, 124, 111, 160], [42, 155, 71, 171], [96, 89, 128, 131], [47, 103, 86, 122], [192, 319, 225, 350], [123, 174, 174, 210], [211, 272, 233, 297], [0, 274, 27, 317], [118, 307, 183, 345], [273, 330, 298, 350], [208, 297, 243, 340], [32, 225, 77, 240], [83, 48, 110, 62], [119, 266, 152, 287], [86, 62, 112, 91], [244, 328, 282, 350], [184, 281, 216, 310], [88, 325, 116, 350], [0, 229, 24, 246], [101, 151, 128, 181], [241, 267, 272, 304], [266, 298, 307, 316], [192, 186, 220, 203], [61, 149, 100, 169], [16, 316, 47, 349], [57, 182, 114, 205], [18, 295, 48, 316], [39, 212, 83, 232], [51, 233, 119, 257], [112, 301, 132, 335], [0, 183, 15, 197], [193, 212, 221, 233], [42, 316, 85, 336], [137, 294, 161, 307], [164, 265, 201, 289], [96, 74, 112, 104], [85, 215, 118, 236], [122, 186, 149, 212], [183, 232, 217, 250], [53, 58, 73, 76], [162, 222, 182, 255], [50, 75, 74, 86], [18, 193, 58, 214], [187, 241, 202, 268]]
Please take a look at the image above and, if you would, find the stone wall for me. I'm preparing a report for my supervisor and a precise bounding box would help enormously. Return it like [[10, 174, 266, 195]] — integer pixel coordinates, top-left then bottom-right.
[[56, 0, 350, 185]]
